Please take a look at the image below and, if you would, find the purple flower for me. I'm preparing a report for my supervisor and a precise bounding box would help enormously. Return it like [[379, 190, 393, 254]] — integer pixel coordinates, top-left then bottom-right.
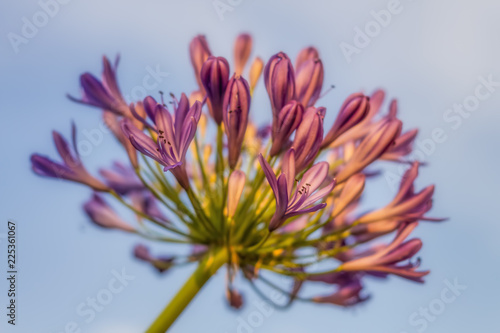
[[351, 219, 401, 243], [378, 99, 419, 162], [223, 75, 251, 169], [133, 244, 175, 273], [330, 89, 385, 148], [295, 46, 319, 70], [313, 280, 369, 307], [321, 93, 370, 148], [291, 106, 325, 172], [295, 58, 324, 107], [130, 94, 192, 133], [264, 52, 295, 120], [358, 162, 445, 223], [200, 56, 230, 125], [31, 124, 108, 191], [270, 100, 304, 156], [258, 149, 335, 231], [84, 193, 135, 232], [279, 216, 308, 234], [225, 288, 244, 309], [190, 35, 212, 91], [336, 116, 402, 183], [130, 191, 170, 225], [103, 111, 139, 168], [233, 33, 252, 76], [68, 56, 130, 117], [99, 161, 144, 194], [307, 270, 360, 285], [341, 223, 429, 282], [381, 128, 419, 162], [331, 173, 366, 218], [249, 57, 264, 92], [30, 35, 445, 316], [122, 96, 202, 189]]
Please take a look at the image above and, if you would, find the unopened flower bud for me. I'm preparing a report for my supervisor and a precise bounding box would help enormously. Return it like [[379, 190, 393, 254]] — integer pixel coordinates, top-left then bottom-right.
[[322, 93, 370, 148], [270, 101, 304, 156], [264, 52, 295, 119], [295, 58, 324, 107], [234, 33, 252, 76], [189, 35, 212, 91], [227, 170, 246, 218], [291, 106, 325, 172], [223, 75, 251, 169], [201, 56, 230, 125]]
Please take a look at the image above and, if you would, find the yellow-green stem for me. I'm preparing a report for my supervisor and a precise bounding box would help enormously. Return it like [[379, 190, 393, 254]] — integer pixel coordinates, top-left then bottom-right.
[[146, 248, 228, 332]]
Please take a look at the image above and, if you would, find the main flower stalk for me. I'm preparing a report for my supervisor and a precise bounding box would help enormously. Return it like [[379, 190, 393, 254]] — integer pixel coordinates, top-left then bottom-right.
[[147, 248, 228, 332]]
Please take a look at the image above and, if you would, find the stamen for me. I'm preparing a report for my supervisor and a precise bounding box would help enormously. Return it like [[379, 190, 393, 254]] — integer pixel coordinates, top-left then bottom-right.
[[159, 90, 165, 106], [319, 84, 335, 99]]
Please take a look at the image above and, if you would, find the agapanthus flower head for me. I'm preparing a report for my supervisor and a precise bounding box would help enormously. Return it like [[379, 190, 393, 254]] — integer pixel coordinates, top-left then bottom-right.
[[31, 34, 444, 331]]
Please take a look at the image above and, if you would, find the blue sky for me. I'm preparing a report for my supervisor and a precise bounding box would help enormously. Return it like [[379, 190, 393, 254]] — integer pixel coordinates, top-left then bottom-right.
[[1, 0, 499, 332]]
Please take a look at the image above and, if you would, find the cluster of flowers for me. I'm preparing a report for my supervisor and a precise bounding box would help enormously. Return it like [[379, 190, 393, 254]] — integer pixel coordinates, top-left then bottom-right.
[[31, 33, 443, 310]]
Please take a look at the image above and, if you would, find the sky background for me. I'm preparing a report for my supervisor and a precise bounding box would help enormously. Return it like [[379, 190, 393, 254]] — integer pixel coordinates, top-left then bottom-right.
[[1, 0, 499, 332]]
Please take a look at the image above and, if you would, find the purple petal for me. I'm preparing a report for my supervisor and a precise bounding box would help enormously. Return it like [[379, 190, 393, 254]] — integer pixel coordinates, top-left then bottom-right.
[[234, 33, 252, 75], [31, 154, 73, 179], [258, 154, 278, 194], [52, 130, 80, 170], [83, 194, 135, 232], [281, 149, 296, 198]]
